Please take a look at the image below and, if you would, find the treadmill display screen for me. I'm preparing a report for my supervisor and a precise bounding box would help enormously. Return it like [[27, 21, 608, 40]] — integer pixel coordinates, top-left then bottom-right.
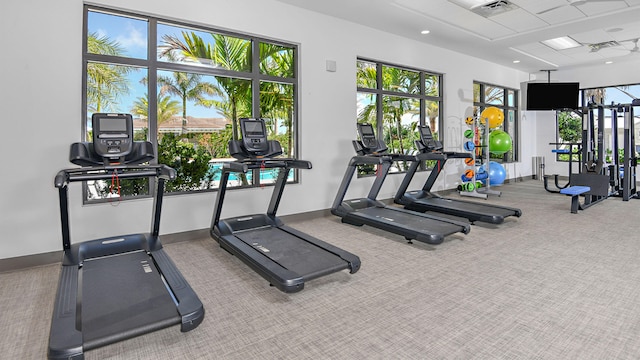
[[360, 125, 374, 136], [420, 126, 432, 139], [244, 121, 264, 137], [99, 117, 128, 132]]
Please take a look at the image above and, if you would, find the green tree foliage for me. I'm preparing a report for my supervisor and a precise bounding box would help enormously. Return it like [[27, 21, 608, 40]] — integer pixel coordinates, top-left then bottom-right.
[[131, 93, 181, 124], [357, 66, 421, 155], [159, 32, 252, 140], [557, 111, 582, 162], [86, 32, 132, 112], [557, 111, 582, 143], [157, 71, 219, 133], [198, 126, 233, 159], [158, 134, 212, 192]]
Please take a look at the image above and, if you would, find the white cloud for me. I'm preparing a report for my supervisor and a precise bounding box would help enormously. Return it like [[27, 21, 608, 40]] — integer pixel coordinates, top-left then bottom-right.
[[116, 23, 146, 50]]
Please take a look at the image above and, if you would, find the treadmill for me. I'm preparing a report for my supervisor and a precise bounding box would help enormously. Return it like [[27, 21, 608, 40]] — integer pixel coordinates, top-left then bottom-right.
[[331, 123, 470, 245], [48, 113, 204, 360], [210, 118, 360, 293], [394, 125, 522, 224]]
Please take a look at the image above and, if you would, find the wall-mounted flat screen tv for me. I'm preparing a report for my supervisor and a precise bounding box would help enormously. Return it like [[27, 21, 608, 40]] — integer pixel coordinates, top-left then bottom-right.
[[526, 82, 579, 111]]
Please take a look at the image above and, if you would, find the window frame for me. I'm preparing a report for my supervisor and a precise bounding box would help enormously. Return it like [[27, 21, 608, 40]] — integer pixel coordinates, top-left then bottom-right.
[[356, 57, 444, 174], [473, 81, 519, 163], [82, 5, 300, 202]]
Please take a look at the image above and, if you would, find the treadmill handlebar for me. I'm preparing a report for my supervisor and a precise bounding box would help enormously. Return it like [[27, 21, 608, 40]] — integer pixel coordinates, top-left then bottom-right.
[[390, 153, 418, 162], [238, 158, 312, 170], [54, 164, 176, 188], [219, 161, 249, 174], [348, 155, 392, 166], [415, 152, 446, 161]]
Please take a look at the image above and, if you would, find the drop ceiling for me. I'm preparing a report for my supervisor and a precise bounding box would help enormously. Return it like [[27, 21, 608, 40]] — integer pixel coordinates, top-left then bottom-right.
[[274, 0, 640, 75]]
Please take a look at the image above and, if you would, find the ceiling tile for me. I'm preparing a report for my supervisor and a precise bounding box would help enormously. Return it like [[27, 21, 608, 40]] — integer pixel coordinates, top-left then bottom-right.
[[509, 0, 568, 15], [570, 29, 614, 44], [605, 22, 640, 42], [394, 0, 516, 40], [274, 0, 640, 72], [489, 8, 549, 33], [575, 1, 629, 16], [535, 5, 585, 25]]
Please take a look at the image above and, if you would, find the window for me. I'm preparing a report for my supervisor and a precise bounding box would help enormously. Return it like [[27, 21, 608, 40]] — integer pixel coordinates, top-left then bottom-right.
[[83, 6, 298, 200], [356, 59, 443, 174], [473, 81, 519, 163], [571, 83, 640, 163]]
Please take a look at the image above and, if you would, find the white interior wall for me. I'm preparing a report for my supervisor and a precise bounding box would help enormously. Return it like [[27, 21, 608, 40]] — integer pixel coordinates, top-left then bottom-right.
[[3, 0, 622, 260]]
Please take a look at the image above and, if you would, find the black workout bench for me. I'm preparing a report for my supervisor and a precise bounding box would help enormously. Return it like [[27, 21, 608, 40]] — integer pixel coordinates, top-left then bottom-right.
[[559, 186, 591, 214]]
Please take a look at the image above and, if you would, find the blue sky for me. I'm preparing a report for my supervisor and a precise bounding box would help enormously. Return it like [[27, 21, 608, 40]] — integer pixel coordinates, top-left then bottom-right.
[[88, 10, 639, 123], [88, 10, 220, 118]]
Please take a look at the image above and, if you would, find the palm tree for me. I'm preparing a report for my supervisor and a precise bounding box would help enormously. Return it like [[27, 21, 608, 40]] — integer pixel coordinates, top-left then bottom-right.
[[261, 82, 294, 155], [159, 32, 251, 140], [86, 32, 132, 113], [358, 66, 420, 156], [131, 93, 181, 124], [157, 71, 219, 134], [259, 43, 295, 150]]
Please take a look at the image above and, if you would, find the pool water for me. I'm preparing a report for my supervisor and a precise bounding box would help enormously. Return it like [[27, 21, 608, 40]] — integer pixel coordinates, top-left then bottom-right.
[[208, 162, 293, 183]]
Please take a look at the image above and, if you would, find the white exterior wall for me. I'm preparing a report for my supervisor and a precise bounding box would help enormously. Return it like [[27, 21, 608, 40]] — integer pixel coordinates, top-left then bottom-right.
[[0, 0, 631, 259]]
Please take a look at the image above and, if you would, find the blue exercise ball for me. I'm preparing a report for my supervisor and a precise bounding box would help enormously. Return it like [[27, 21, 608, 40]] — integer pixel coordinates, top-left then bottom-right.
[[479, 161, 507, 186]]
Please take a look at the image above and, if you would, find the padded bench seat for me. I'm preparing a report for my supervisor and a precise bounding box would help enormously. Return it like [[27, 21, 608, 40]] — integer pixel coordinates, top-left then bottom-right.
[[559, 186, 591, 213]]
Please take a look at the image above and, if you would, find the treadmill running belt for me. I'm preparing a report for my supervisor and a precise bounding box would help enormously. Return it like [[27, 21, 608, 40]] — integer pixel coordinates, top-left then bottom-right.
[[235, 227, 348, 279], [81, 251, 180, 349], [356, 206, 465, 234], [412, 198, 515, 223]]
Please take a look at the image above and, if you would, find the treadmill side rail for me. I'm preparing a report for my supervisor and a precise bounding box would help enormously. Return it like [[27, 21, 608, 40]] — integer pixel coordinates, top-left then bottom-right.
[[214, 231, 305, 293], [280, 225, 361, 274], [48, 265, 83, 360], [152, 249, 205, 331]]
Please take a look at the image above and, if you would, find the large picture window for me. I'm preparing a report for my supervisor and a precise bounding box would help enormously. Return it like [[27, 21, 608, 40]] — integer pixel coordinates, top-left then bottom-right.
[[83, 6, 298, 200], [473, 81, 519, 163], [557, 84, 640, 163], [356, 59, 443, 174]]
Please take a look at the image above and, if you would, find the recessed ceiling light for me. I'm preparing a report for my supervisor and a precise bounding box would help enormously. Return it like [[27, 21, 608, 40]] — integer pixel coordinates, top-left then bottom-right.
[[605, 61, 613, 64], [513, 60, 520, 63], [421, 30, 430, 34], [541, 36, 582, 50]]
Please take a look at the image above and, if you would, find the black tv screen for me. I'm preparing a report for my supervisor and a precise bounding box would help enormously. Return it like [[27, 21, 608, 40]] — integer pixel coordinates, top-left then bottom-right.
[[526, 82, 579, 111]]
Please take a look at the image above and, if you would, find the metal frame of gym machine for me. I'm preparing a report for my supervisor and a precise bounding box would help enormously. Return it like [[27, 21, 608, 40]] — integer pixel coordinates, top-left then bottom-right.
[[394, 125, 522, 224], [331, 123, 470, 245], [48, 113, 204, 360], [600, 100, 639, 201], [570, 101, 616, 209]]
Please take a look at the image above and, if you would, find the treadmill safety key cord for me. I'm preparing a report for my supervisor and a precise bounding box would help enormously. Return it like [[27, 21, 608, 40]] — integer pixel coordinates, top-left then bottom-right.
[[109, 169, 122, 205]]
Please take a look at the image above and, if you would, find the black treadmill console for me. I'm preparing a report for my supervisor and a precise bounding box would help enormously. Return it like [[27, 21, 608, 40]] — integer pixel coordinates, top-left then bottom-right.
[[418, 125, 443, 151], [240, 118, 269, 154], [69, 113, 153, 166], [229, 118, 283, 160], [92, 113, 134, 159], [358, 123, 378, 149], [355, 123, 387, 155]]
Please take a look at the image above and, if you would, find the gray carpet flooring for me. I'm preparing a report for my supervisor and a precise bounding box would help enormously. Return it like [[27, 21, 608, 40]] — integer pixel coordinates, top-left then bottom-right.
[[3, 180, 640, 359]]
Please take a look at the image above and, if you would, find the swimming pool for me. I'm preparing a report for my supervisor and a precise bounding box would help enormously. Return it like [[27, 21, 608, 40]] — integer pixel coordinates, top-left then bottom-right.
[[208, 162, 293, 184]]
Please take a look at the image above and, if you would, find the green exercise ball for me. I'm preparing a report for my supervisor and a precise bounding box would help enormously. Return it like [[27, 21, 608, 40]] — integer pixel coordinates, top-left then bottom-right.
[[489, 129, 512, 155]]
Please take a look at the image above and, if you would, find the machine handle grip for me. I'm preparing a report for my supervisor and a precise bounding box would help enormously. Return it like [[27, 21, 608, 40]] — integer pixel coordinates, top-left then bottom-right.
[[348, 155, 391, 166], [222, 162, 249, 173]]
